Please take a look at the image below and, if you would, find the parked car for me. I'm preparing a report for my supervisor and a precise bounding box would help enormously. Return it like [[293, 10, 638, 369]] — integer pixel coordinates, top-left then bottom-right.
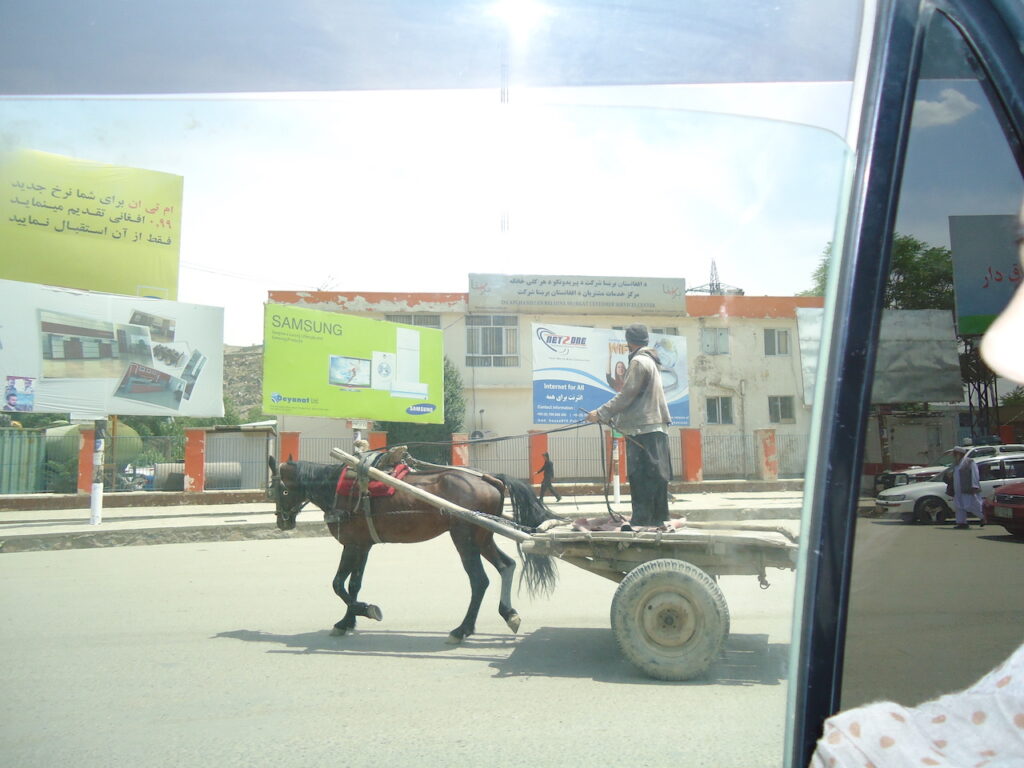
[[984, 481, 1024, 538], [873, 444, 1024, 493], [874, 453, 1024, 523]]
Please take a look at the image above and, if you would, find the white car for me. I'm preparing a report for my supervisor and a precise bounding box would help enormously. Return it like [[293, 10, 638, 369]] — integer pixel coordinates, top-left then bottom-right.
[[873, 444, 1024, 493], [874, 453, 1024, 523]]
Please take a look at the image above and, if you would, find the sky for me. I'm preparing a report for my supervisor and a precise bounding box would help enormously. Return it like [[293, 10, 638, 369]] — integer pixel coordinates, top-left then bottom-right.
[[0, 87, 854, 344]]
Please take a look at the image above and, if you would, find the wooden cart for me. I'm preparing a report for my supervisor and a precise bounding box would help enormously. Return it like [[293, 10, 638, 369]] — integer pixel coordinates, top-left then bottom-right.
[[521, 525, 798, 680], [330, 448, 798, 681]]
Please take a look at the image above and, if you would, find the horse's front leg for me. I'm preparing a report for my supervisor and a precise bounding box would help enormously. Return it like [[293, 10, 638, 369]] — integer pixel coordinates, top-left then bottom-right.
[[447, 526, 489, 644], [330, 544, 381, 636]]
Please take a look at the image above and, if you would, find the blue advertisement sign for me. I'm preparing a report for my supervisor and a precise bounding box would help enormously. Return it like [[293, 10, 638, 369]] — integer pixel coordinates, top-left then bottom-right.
[[532, 322, 689, 425]]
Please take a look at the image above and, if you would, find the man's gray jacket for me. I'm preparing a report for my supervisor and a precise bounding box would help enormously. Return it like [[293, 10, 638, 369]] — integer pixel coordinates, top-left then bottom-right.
[[593, 347, 671, 435]]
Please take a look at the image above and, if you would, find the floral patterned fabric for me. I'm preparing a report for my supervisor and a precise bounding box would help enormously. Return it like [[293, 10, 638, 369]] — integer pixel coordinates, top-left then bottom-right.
[[812, 643, 1024, 767]]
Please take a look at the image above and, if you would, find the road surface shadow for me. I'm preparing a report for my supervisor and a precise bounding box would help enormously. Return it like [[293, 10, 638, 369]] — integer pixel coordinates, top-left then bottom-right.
[[490, 627, 788, 685], [215, 627, 787, 684], [214, 627, 520, 662], [978, 532, 1024, 544]]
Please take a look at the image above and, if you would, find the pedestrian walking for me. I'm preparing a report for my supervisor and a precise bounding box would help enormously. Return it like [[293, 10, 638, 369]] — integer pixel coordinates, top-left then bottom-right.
[[535, 452, 561, 502], [950, 445, 984, 529], [586, 323, 672, 527]]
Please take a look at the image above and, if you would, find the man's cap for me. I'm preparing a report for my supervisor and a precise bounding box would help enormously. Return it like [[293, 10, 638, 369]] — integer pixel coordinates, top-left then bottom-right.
[[625, 323, 649, 346]]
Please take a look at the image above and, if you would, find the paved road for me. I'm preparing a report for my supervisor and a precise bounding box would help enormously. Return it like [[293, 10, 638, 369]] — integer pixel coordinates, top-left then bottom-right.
[[839, 517, 1024, 709], [3, 495, 1020, 768], [1, 531, 796, 768]]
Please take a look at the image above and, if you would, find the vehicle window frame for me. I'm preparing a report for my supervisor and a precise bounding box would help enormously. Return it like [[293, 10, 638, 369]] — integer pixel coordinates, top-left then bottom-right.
[[787, 0, 1024, 764]]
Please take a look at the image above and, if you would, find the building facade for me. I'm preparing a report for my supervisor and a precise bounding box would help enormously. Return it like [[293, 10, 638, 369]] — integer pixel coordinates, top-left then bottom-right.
[[267, 287, 825, 479]]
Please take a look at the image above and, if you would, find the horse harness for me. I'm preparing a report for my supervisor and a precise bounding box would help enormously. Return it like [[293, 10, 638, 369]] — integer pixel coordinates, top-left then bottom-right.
[[326, 447, 493, 544], [328, 449, 394, 543]]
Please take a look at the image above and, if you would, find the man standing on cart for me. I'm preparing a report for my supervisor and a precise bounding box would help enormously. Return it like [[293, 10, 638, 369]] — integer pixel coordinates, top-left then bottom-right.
[[586, 323, 672, 527]]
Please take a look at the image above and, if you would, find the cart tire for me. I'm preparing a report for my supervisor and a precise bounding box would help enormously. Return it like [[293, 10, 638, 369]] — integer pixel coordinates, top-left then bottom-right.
[[610, 558, 729, 681]]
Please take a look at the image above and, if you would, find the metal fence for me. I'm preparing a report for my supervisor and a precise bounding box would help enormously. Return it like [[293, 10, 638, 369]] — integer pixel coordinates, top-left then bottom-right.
[[0, 432, 278, 494], [298, 436, 357, 464], [776, 433, 810, 477], [464, 434, 528, 479], [702, 434, 757, 479], [1, 427, 810, 494], [547, 427, 607, 482], [0, 428, 46, 493], [701, 432, 809, 479]]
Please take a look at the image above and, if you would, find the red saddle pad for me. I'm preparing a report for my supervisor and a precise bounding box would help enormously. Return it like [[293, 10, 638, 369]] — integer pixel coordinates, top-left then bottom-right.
[[336, 463, 410, 498]]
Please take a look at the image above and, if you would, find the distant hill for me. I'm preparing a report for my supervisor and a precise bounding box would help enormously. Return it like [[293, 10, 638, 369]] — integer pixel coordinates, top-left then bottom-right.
[[223, 344, 264, 420]]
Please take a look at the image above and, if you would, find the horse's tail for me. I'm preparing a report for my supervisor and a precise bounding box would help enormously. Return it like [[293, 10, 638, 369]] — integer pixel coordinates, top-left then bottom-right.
[[493, 474, 560, 598], [493, 474, 559, 528]]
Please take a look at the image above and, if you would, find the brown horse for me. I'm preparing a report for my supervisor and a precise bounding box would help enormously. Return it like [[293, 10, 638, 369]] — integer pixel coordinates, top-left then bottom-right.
[[267, 456, 558, 644]]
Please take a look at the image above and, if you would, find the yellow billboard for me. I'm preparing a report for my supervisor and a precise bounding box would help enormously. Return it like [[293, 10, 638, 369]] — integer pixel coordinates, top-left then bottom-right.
[[263, 305, 445, 423], [0, 149, 182, 299]]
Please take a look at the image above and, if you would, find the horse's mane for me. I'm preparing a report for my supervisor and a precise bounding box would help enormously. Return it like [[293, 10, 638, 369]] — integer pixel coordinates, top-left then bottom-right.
[[293, 460, 342, 492]]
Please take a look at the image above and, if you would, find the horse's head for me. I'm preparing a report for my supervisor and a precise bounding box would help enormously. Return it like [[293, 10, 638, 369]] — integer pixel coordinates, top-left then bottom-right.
[[267, 455, 307, 530]]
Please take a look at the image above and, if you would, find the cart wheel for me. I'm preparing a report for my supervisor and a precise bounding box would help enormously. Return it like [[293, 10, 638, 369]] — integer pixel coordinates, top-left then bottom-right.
[[610, 558, 729, 681]]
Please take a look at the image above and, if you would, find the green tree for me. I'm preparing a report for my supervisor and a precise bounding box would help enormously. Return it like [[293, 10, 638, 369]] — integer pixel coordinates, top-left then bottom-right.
[[376, 357, 466, 464], [801, 234, 954, 309], [1002, 386, 1024, 406]]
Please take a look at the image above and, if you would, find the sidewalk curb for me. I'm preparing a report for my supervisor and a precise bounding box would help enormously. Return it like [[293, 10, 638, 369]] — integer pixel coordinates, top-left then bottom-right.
[[0, 521, 329, 554]]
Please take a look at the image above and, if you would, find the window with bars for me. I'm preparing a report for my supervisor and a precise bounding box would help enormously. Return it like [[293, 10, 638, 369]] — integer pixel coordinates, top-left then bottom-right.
[[466, 315, 519, 367], [385, 314, 441, 328], [768, 395, 796, 423], [764, 328, 791, 356], [706, 396, 734, 425], [701, 327, 730, 355]]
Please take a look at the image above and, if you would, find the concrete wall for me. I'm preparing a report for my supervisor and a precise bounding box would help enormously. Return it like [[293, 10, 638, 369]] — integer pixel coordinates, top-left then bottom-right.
[[861, 411, 960, 469]]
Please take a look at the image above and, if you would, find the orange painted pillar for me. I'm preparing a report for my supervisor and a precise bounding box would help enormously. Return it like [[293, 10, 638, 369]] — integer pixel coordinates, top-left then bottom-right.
[[755, 428, 779, 481], [450, 433, 469, 466], [529, 431, 549, 487], [368, 431, 388, 450], [184, 429, 206, 492], [680, 428, 703, 483], [77, 428, 94, 493], [279, 431, 300, 463]]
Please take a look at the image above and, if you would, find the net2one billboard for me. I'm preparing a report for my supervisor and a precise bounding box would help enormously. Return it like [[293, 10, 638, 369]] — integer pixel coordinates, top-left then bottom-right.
[[262, 304, 444, 423]]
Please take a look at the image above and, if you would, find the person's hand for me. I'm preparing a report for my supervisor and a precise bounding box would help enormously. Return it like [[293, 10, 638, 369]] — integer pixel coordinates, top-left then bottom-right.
[[585, 410, 599, 423]]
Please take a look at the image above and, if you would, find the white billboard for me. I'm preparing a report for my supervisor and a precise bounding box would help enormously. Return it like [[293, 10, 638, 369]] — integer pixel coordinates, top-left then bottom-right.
[[0, 279, 223, 418], [470, 274, 686, 314]]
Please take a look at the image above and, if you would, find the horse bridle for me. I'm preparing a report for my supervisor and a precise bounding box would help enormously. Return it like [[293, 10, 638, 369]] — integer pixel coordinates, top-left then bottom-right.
[[267, 472, 308, 518]]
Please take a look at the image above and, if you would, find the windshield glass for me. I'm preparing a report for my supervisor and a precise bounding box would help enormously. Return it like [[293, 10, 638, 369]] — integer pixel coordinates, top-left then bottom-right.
[[0, 2, 869, 767]]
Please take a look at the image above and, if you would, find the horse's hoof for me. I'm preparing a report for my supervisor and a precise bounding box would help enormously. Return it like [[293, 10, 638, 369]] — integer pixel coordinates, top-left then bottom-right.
[[506, 613, 521, 634], [366, 604, 383, 622], [446, 632, 463, 645]]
